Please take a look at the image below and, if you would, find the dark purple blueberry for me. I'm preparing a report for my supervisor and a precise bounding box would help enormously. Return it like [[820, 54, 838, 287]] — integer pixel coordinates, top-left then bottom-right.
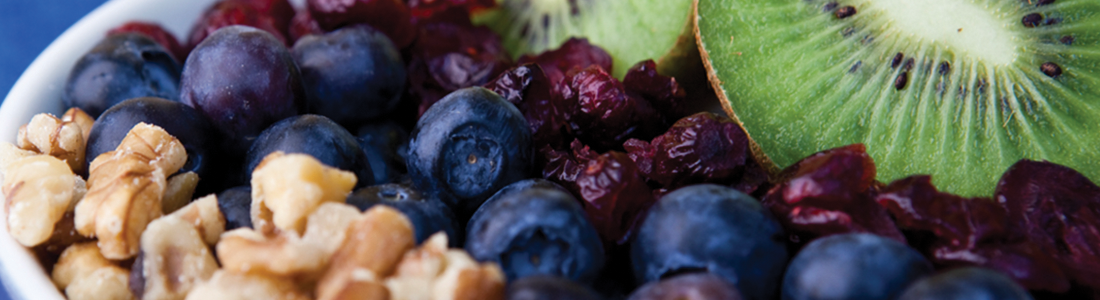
[[465, 182, 604, 283], [85, 97, 220, 194], [355, 121, 409, 184], [898, 267, 1032, 300], [782, 233, 933, 300], [346, 183, 459, 246], [107, 22, 188, 62], [407, 87, 533, 218], [627, 273, 744, 300], [505, 275, 603, 300], [631, 184, 787, 300], [180, 25, 305, 155], [292, 25, 406, 126], [63, 33, 181, 118], [217, 186, 253, 230], [245, 114, 373, 187], [307, 0, 415, 48]]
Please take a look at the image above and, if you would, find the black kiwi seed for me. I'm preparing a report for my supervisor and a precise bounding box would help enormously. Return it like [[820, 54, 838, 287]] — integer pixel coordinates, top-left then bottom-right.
[[1061, 36, 1075, 45], [894, 72, 909, 90], [938, 62, 951, 75], [902, 58, 915, 72], [842, 27, 855, 37], [1041, 62, 1063, 77], [891, 53, 904, 68], [824, 1, 838, 11], [849, 61, 862, 73], [1022, 13, 1043, 27], [835, 6, 856, 19], [1044, 18, 1062, 26], [1037, 0, 1055, 6]]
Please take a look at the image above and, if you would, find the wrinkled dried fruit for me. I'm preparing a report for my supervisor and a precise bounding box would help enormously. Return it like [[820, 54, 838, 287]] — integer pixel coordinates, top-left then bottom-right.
[[483, 64, 566, 149], [560, 65, 662, 151], [517, 38, 612, 90], [623, 60, 689, 123]]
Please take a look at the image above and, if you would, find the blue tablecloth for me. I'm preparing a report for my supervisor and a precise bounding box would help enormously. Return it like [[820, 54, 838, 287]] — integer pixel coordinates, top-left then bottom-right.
[[0, 2, 109, 298]]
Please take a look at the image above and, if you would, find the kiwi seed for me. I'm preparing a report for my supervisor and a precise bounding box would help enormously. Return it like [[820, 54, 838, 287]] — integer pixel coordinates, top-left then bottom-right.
[[835, 6, 857, 19], [1022, 13, 1043, 27], [894, 72, 908, 90], [902, 58, 915, 72], [824, 2, 838, 11], [1037, 0, 1055, 6], [891, 53, 904, 68], [937, 62, 950, 75], [1041, 62, 1063, 77], [1060, 36, 1075, 45], [849, 61, 862, 73]]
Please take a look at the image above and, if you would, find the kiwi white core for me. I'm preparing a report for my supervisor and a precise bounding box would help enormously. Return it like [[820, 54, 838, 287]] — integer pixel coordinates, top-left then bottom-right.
[[863, 0, 1019, 66]]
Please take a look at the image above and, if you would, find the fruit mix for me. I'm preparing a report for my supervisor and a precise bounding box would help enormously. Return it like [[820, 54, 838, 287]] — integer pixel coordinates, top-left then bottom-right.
[[2, 0, 1099, 299]]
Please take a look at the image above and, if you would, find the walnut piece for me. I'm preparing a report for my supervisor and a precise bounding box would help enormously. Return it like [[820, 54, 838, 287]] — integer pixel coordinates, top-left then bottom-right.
[[302, 202, 363, 258], [162, 172, 200, 214], [74, 123, 187, 259], [3, 154, 79, 246], [168, 194, 225, 246], [61, 107, 94, 142], [16, 113, 87, 173], [216, 228, 327, 282], [66, 265, 134, 300], [184, 270, 311, 300], [251, 152, 356, 235], [316, 206, 415, 300], [386, 233, 505, 300], [134, 215, 219, 300], [51, 242, 114, 290]]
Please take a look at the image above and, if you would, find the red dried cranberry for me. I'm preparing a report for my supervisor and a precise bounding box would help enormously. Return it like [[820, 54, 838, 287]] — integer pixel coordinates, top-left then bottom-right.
[[624, 112, 766, 195], [876, 176, 1011, 249], [560, 65, 663, 151], [188, 1, 288, 47], [996, 160, 1100, 290], [108, 22, 188, 62], [937, 243, 1071, 292], [761, 144, 906, 245], [407, 9, 512, 115], [288, 8, 324, 43], [484, 64, 569, 149], [623, 60, 689, 122], [307, 0, 416, 47], [238, 0, 295, 33], [519, 38, 613, 89], [407, 0, 496, 20]]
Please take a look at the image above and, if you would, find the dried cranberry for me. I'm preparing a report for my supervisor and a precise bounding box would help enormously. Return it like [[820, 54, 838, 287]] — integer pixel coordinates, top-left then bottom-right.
[[624, 112, 766, 195], [519, 38, 613, 89], [307, 0, 416, 48], [997, 160, 1100, 290], [288, 8, 323, 43], [407, 9, 512, 115], [936, 243, 1070, 292], [188, 1, 288, 47], [239, 0, 295, 30], [484, 64, 569, 149], [623, 60, 689, 122], [407, 0, 496, 20], [560, 65, 663, 151], [108, 22, 188, 62], [761, 144, 905, 245]]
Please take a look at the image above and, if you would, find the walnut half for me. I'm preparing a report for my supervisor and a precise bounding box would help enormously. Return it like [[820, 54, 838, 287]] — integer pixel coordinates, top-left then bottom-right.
[[74, 123, 187, 260], [16, 112, 88, 173], [3, 154, 81, 247]]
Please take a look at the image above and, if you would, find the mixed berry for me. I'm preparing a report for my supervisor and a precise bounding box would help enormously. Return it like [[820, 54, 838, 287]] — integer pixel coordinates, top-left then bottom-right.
[[3, 0, 1100, 299]]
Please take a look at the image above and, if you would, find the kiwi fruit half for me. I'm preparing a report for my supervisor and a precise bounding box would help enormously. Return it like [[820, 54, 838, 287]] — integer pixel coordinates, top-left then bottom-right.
[[473, 0, 695, 78], [697, 0, 1100, 196]]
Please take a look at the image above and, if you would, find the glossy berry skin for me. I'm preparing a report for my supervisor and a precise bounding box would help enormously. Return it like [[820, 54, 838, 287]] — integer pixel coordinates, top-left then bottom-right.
[[63, 33, 181, 118], [407, 87, 533, 218], [292, 25, 406, 126], [306, 0, 415, 48], [627, 273, 744, 300], [345, 183, 459, 246], [898, 267, 1032, 300], [85, 97, 218, 192], [355, 121, 409, 185], [465, 182, 604, 283], [631, 184, 787, 300], [180, 25, 305, 155], [504, 275, 603, 300], [217, 186, 253, 230], [782, 233, 933, 300], [245, 114, 373, 188], [107, 22, 188, 62]]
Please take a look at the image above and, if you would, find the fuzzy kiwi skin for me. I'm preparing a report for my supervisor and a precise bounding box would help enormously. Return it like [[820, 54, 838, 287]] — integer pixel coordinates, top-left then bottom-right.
[[696, 0, 1100, 197]]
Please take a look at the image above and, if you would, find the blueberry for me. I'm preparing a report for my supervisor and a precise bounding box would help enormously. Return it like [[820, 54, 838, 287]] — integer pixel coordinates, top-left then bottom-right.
[[782, 233, 934, 300], [180, 25, 306, 155], [85, 97, 220, 193], [628, 273, 745, 300], [355, 121, 410, 184], [505, 275, 603, 300], [407, 87, 533, 218], [465, 182, 604, 283], [345, 183, 459, 246], [245, 114, 373, 187], [631, 184, 787, 300], [292, 25, 406, 126], [898, 267, 1032, 300], [63, 33, 181, 117], [217, 186, 252, 230]]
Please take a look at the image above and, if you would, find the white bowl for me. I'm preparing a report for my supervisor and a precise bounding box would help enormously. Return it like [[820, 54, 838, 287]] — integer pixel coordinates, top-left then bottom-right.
[[0, 0, 302, 298]]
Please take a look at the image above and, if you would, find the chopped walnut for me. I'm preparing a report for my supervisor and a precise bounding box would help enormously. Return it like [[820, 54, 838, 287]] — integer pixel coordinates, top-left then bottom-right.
[[387, 233, 505, 300], [74, 123, 186, 259], [168, 194, 225, 246], [3, 155, 80, 246], [216, 228, 327, 282], [302, 202, 363, 258], [250, 152, 357, 235], [133, 215, 218, 300], [162, 172, 200, 214], [0, 142, 36, 175], [66, 265, 135, 300], [61, 107, 94, 142], [16, 113, 87, 173], [184, 270, 311, 300], [316, 206, 414, 300], [51, 242, 114, 290]]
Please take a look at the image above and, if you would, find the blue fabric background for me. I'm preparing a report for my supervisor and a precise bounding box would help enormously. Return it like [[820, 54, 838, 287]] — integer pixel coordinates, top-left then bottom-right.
[[0, 1, 109, 298]]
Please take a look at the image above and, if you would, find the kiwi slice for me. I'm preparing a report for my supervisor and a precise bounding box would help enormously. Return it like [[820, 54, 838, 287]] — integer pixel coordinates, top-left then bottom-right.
[[472, 0, 695, 78], [697, 0, 1100, 196]]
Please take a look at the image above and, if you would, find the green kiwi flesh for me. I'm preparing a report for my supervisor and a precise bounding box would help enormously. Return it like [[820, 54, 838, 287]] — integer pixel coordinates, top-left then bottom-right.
[[697, 0, 1100, 196], [473, 0, 694, 78]]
